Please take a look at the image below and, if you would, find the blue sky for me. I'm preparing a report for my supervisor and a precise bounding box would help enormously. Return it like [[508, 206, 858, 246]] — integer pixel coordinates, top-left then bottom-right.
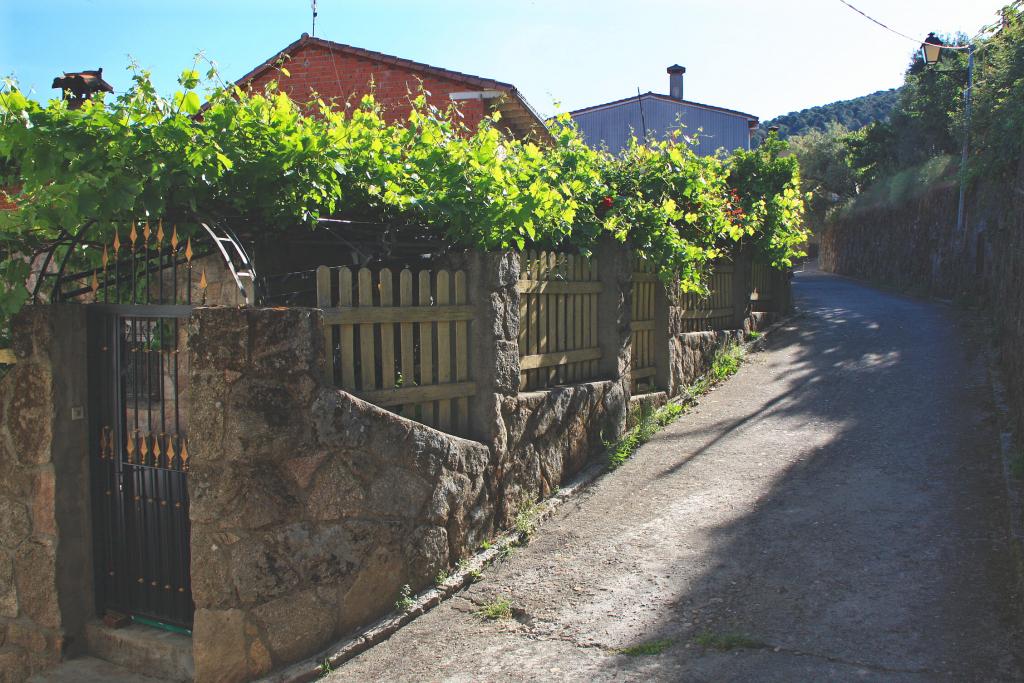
[[0, 0, 1008, 120]]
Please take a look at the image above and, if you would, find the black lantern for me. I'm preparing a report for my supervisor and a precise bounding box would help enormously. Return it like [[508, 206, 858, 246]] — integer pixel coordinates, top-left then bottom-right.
[[921, 32, 943, 66]]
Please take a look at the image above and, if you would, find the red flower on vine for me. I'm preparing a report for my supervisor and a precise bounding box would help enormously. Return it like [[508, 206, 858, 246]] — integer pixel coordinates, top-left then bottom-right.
[[601, 196, 614, 209]]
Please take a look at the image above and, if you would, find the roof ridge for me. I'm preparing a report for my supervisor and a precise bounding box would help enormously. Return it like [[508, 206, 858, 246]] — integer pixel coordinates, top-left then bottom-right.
[[235, 34, 516, 92], [567, 91, 758, 121]]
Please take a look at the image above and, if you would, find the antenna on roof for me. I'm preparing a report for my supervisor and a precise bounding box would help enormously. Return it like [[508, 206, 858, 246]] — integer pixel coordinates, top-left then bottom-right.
[[636, 88, 648, 139], [311, 0, 318, 36]]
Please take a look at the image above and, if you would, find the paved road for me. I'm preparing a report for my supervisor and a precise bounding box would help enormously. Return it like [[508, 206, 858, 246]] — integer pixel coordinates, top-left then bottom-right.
[[327, 267, 1022, 682]]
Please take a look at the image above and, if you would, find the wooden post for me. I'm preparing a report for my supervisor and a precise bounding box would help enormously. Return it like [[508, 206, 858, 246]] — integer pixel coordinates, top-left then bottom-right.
[[732, 245, 754, 331]]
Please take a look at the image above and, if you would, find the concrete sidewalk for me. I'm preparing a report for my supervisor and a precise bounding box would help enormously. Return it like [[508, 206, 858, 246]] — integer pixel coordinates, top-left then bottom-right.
[[325, 267, 1021, 682]]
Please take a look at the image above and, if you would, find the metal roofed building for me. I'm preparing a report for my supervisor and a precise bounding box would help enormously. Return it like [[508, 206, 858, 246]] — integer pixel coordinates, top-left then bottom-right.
[[568, 65, 758, 156]]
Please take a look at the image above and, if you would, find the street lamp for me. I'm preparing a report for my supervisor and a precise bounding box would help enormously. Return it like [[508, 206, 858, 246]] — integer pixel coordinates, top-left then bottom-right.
[[921, 33, 944, 65], [921, 33, 975, 238]]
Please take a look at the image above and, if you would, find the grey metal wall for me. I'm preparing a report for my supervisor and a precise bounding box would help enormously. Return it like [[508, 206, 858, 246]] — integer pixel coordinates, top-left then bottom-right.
[[572, 98, 752, 156]]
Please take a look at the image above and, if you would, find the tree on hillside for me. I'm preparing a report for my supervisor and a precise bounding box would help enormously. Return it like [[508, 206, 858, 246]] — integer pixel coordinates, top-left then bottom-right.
[[845, 33, 969, 185], [757, 89, 901, 142], [787, 124, 858, 231]]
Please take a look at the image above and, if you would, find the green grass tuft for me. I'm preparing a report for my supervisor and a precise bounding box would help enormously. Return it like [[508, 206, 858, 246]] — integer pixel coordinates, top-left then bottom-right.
[[619, 638, 673, 656], [514, 499, 540, 540], [608, 401, 685, 470], [394, 583, 414, 611], [478, 598, 513, 620]]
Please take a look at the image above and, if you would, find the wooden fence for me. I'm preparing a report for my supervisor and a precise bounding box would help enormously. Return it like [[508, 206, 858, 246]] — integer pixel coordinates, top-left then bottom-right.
[[517, 251, 602, 391], [631, 259, 658, 394], [316, 265, 475, 435], [674, 262, 735, 332], [750, 261, 776, 311]]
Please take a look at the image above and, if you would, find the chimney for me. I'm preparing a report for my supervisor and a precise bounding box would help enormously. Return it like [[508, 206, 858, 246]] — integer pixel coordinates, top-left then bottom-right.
[[667, 64, 686, 100], [52, 68, 113, 109]]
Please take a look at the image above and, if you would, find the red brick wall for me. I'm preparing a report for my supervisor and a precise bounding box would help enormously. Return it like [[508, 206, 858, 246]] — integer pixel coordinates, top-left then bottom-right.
[[245, 43, 488, 129]]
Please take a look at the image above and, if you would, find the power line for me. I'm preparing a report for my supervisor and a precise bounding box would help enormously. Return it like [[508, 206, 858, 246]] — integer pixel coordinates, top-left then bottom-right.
[[835, 0, 973, 50]]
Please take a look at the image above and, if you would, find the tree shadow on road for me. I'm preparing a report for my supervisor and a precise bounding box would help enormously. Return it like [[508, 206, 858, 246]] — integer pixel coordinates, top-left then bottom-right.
[[596, 269, 1022, 681]]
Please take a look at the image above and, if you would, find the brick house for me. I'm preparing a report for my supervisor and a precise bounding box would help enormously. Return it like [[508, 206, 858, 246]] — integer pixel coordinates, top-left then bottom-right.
[[235, 33, 550, 142]]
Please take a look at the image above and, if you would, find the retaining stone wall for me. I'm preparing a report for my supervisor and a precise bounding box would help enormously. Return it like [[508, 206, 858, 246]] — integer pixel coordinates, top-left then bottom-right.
[[820, 158, 1024, 435]]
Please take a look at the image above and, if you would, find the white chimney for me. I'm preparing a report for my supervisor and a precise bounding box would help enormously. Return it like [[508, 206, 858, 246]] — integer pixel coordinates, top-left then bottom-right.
[[667, 64, 686, 100]]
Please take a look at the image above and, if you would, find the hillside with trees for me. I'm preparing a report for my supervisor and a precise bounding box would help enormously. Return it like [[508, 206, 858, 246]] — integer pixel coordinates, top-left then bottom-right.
[[759, 88, 901, 140]]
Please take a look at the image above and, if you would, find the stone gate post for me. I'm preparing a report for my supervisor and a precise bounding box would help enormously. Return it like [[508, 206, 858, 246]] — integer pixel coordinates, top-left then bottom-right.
[[0, 305, 92, 680]]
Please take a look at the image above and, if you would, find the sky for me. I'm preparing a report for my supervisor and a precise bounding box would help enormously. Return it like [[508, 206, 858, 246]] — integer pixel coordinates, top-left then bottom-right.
[[0, 0, 1010, 121]]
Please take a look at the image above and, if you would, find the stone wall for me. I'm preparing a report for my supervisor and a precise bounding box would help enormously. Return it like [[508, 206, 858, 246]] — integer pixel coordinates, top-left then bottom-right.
[[0, 239, 789, 682], [185, 239, 636, 681], [820, 158, 1024, 434], [496, 381, 626, 523], [666, 330, 744, 397], [187, 308, 497, 682], [0, 306, 91, 681], [819, 181, 967, 297]]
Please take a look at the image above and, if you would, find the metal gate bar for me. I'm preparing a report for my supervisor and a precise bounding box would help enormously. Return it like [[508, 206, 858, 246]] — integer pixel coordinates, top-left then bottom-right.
[[90, 310, 193, 629]]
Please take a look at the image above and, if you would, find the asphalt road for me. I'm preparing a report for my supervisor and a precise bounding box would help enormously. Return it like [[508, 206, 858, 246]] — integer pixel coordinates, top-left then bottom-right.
[[326, 266, 1022, 682]]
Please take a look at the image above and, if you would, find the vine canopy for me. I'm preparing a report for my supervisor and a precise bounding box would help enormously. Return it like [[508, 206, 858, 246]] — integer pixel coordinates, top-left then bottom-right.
[[0, 63, 806, 328]]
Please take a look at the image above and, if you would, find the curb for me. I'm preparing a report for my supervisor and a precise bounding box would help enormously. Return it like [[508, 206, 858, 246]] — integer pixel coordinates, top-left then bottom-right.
[[266, 308, 801, 683]]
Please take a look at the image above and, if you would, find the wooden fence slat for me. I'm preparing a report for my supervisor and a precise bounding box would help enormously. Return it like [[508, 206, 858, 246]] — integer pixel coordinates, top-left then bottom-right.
[[536, 254, 548, 389], [315, 266, 334, 384], [681, 307, 734, 319], [516, 250, 603, 391], [565, 254, 576, 383], [379, 269, 395, 390], [589, 255, 598, 377], [436, 270, 452, 432], [358, 268, 376, 391], [546, 252, 558, 385], [338, 267, 356, 389], [580, 256, 591, 379], [399, 269, 415, 418], [321, 305, 476, 325], [418, 270, 435, 426], [518, 256, 529, 391], [528, 252, 539, 391], [554, 253, 566, 384], [455, 270, 469, 434], [315, 263, 476, 437], [520, 347, 602, 370], [358, 381, 476, 408]]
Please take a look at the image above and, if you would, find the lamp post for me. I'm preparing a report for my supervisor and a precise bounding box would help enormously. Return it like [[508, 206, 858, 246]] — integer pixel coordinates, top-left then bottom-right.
[[920, 33, 975, 237]]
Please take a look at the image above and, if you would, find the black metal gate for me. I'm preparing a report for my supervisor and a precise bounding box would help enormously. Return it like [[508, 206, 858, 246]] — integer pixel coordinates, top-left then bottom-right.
[[88, 306, 195, 629], [35, 218, 257, 632]]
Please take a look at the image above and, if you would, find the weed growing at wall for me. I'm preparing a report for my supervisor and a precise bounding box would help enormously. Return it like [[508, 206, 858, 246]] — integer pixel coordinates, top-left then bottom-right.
[[608, 402, 685, 470], [394, 584, 414, 612], [513, 499, 540, 542], [608, 341, 746, 470]]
